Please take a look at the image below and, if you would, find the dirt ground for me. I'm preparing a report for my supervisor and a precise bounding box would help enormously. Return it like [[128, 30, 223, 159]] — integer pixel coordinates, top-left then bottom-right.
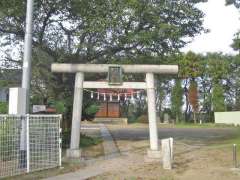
[[4, 123, 240, 180], [88, 124, 240, 180]]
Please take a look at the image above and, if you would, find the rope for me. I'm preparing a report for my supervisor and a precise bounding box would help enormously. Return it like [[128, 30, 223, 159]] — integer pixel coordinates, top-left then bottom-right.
[[83, 88, 146, 101]]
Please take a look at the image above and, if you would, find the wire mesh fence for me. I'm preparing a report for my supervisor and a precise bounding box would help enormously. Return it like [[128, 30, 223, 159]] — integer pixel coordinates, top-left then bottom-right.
[[0, 115, 62, 178], [0, 115, 24, 177]]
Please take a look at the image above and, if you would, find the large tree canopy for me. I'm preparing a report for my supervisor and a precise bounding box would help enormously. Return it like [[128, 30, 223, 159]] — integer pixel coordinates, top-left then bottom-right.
[[226, 0, 240, 8], [0, 0, 208, 124], [0, 0, 206, 65]]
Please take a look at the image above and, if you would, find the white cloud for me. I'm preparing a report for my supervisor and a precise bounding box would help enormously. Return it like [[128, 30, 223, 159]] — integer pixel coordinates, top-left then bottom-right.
[[182, 0, 240, 54]]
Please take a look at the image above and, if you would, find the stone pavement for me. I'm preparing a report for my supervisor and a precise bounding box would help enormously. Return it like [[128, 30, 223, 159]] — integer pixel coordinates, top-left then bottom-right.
[[44, 165, 107, 180], [99, 124, 120, 159], [44, 123, 120, 180]]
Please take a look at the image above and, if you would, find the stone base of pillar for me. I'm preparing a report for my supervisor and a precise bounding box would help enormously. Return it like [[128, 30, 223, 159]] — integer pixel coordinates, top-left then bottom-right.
[[66, 149, 81, 158], [144, 149, 162, 163], [147, 149, 162, 158]]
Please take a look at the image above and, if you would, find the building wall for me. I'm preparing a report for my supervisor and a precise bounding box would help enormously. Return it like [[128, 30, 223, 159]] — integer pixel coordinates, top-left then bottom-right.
[[215, 111, 240, 126]]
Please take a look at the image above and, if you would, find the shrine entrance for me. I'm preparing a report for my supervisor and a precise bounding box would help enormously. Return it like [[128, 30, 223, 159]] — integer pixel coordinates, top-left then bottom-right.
[[51, 64, 178, 159], [94, 89, 137, 118]]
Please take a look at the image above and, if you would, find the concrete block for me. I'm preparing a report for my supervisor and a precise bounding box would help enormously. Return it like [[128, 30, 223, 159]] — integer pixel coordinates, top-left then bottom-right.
[[162, 138, 173, 170], [66, 149, 82, 158]]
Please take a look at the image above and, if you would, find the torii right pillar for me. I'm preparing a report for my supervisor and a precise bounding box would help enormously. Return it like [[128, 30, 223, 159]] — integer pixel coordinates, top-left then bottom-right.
[[146, 73, 161, 159]]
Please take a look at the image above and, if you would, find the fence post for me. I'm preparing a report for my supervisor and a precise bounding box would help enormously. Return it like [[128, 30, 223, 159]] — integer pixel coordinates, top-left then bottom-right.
[[233, 144, 237, 168], [59, 115, 62, 167], [59, 128, 62, 167], [26, 114, 30, 173]]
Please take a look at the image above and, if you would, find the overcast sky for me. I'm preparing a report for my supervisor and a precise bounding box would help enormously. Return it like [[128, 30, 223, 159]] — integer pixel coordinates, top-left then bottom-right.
[[182, 0, 240, 55]]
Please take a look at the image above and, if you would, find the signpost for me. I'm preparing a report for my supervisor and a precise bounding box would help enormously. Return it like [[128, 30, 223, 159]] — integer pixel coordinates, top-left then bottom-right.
[[32, 105, 46, 113], [108, 66, 123, 85]]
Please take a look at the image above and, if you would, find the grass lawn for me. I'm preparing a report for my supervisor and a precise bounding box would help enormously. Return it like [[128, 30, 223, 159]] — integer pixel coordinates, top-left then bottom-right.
[[167, 123, 240, 153], [80, 133, 102, 148], [62, 130, 102, 148], [192, 125, 240, 154], [174, 122, 240, 129], [222, 129, 240, 154], [176, 123, 240, 153]]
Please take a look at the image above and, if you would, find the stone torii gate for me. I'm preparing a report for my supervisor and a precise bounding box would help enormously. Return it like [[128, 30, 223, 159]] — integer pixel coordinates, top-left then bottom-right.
[[51, 64, 178, 159]]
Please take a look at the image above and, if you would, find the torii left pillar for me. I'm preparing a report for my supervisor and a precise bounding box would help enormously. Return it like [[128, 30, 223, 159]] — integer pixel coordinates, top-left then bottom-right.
[[66, 72, 84, 158]]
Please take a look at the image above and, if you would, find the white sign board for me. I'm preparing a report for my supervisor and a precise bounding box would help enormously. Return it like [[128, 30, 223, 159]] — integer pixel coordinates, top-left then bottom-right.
[[33, 105, 46, 113], [9, 88, 26, 115]]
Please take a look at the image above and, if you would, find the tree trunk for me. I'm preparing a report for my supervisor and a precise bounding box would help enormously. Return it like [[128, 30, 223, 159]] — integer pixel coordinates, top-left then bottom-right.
[[176, 114, 179, 124], [193, 112, 196, 124], [184, 80, 189, 123], [159, 103, 163, 123]]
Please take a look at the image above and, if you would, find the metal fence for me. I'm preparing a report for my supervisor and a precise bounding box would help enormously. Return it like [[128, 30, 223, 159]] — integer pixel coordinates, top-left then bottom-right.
[[0, 115, 62, 178]]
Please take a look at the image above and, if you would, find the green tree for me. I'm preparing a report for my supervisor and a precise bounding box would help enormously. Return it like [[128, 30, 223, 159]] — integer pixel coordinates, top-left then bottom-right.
[[206, 53, 230, 84], [171, 79, 183, 123], [180, 51, 204, 79], [0, 0, 207, 127], [226, 0, 240, 8], [227, 55, 240, 110], [212, 84, 225, 112], [179, 51, 203, 122], [231, 32, 240, 53], [0, 0, 206, 64], [225, 1, 240, 110], [205, 53, 229, 112]]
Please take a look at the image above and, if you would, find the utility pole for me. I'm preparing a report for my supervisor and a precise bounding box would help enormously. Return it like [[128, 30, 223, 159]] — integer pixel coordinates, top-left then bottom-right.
[[22, 0, 34, 113], [19, 0, 34, 169]]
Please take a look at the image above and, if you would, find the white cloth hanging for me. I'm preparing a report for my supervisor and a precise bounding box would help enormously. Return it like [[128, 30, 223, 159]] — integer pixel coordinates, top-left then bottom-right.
[[110, 94, 112, 101]]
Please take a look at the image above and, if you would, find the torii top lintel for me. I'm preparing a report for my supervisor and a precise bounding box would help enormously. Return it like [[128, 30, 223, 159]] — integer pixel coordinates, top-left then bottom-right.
[[51, 64, 178, 74]]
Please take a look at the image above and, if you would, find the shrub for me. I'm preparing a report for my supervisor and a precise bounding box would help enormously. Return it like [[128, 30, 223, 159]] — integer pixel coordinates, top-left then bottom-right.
[[80, 134, 102, 148], [83, 104, 99, 120], [136, 115, 149, 123], [62, 129, 102, 149], [0, 102, 8, 114], [85, 104, 99, 115], [55, 101, 66, 114]]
